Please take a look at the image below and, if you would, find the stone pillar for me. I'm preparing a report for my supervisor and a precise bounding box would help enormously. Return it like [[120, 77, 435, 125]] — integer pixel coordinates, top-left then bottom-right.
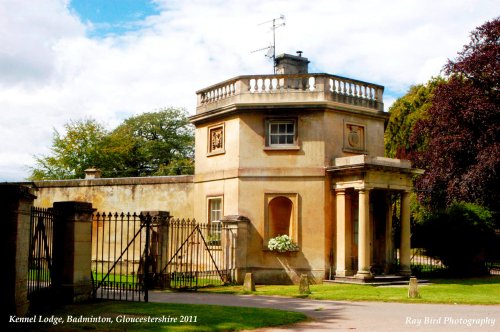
[[140, 211, 170, 288], [221, 215, 249, 284], [84, 168, 102, 179], [384, 193, 394, 274], [399, 191, 411, 276], [335, 189, 353, 277], [52, 201, 95, 303], [355, 189, 372, 279], [141, 211, 170, 289], [1, 184, 36, 318]]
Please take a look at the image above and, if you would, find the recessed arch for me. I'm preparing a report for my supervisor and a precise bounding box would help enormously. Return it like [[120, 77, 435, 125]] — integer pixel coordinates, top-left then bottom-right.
[[264, 193, 299, 247], [269, 196, 293, 237]]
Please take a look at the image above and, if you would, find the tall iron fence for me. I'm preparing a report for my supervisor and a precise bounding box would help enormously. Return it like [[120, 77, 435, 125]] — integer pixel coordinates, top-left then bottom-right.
[[28, 207, 56, 298], [91, 212, 235, 302], [399, 248, 500, 276], [409, 248, 446, 275]]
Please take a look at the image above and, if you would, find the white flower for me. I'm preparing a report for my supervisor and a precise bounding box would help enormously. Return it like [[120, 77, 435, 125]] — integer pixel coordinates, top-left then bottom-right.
[[267, 234, 299, 252]]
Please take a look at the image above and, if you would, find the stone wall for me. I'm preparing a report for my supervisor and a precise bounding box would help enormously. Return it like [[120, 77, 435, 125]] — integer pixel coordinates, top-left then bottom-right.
[[33, 175, 195, 218]]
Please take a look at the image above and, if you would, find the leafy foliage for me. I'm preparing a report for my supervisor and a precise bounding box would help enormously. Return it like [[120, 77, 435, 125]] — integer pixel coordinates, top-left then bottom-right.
[[412, 202, 496, 275], [409, 18, 500, 217], [31, 119, 108, 180], [384, 77, 445, 159], [30, 108, 194, 179], [104, 108, 194, 177]]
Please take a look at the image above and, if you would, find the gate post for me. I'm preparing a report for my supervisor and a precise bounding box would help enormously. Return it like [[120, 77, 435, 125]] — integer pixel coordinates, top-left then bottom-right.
[[1, 184, 36, 318], [52, 201, 95, 303], [140, 211, 170, 289], [221, 215, 249, 284]]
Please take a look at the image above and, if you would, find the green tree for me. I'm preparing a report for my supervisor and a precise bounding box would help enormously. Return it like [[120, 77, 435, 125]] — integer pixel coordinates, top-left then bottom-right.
[[384, 77, 444, 159], [410, 18, 499, 215], [30, 108, 195, 180], [30, 119, 108, 180], [104, 108, 194, 177], [413, 202, 496, 275]]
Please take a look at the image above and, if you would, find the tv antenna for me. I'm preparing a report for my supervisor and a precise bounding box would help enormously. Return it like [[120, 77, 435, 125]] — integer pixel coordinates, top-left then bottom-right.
[[251, 15, 286, 73]]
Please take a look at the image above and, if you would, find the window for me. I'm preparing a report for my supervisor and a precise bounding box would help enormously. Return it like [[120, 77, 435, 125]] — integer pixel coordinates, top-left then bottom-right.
[[265, 119, 298, 149], [207, 197, 223, 245]]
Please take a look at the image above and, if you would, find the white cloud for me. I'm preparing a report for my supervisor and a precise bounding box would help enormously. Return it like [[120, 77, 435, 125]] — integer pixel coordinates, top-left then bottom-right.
[[0, 0, 498, 181]]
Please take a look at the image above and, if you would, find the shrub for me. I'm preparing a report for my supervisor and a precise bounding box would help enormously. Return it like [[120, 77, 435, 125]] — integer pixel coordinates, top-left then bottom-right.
[[415, 202, 496, 276]]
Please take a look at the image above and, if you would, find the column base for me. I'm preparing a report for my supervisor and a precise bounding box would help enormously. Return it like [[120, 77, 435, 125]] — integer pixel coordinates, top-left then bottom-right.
[[354, 270, 373, 280], [335, 270, 354, 277]]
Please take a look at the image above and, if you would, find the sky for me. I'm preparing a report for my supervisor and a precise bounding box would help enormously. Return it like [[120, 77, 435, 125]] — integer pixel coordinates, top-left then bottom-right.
[[0, 0, 498, 181]]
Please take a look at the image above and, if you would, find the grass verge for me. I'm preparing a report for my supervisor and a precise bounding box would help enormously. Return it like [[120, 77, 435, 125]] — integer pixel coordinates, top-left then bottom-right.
[[201, 276, 500, 305], [10, 301, 307, 331]]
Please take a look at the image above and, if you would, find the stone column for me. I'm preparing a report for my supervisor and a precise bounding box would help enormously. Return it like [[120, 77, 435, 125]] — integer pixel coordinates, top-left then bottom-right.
[[221, 215, 249, 284], [1, 184, 36, 318], [399, 191, 411, 276], [384, 193, 394, 274], [355, 189, 372, 279], [52, 201, 95, 303], [335, 189, 353, 277]]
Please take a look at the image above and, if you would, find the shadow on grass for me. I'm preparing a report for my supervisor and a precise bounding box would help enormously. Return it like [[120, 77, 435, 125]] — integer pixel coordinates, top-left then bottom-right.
[[9, 299, 308, 332], [427, 275, 500, 286]]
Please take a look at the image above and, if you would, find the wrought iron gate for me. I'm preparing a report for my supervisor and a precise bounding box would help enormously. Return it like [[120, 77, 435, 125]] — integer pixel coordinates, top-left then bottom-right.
[[28, 207, 56, 299], [91, 212, 233, 302]]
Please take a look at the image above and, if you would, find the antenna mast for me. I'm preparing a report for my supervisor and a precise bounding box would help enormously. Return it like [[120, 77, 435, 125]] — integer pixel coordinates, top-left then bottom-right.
[[251, 15, 286, 74]]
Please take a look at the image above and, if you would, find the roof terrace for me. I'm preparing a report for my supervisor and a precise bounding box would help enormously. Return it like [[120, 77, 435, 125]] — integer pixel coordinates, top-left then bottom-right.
[[193, 53, 385, 122]]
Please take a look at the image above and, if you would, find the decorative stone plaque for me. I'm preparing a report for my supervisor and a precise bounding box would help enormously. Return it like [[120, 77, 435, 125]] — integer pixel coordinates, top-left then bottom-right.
[[208, 124, 225, 155], [344, 122, 366, 152]]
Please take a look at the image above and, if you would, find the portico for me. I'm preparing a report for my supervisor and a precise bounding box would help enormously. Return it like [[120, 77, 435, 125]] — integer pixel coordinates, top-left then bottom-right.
[[329, 155, 420, 280]]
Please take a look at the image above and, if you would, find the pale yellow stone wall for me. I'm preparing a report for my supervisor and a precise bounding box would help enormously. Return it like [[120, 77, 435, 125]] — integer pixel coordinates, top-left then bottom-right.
[[323, 110, 386, 159], [33, 176, 194, 217], [238, 112, 326, 169], [195, 116, 240, 174], [236, 177, 328, 283], [193, 177, 239, 222]]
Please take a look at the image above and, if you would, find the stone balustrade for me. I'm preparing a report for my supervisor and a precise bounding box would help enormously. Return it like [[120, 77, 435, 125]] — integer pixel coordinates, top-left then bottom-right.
[[196, 74, 384, 112]]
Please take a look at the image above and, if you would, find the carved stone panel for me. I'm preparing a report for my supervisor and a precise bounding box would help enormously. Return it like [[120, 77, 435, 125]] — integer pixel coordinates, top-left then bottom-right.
[[208, 124, 225, 155], [344, 122, 366, 153]]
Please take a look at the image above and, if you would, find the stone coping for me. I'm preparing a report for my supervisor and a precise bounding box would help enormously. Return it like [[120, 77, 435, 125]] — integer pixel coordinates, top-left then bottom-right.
[[333, 155, 412, 168], [31, 175, 194, 188]]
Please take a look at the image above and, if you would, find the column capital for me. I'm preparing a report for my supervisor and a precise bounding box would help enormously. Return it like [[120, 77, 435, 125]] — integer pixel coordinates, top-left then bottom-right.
[[335, 188, 347, 195]]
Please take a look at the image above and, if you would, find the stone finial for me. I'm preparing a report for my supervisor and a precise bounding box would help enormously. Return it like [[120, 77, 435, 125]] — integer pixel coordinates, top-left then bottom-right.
[[408, 277, 420, 298], [299, 274, 311, 295], [84, 167, 102, 179], [243, 273, 256, 292]]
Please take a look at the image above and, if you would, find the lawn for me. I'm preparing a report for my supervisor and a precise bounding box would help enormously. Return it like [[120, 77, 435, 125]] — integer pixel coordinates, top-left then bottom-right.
[[201, 276, 500, 305], [11, 301, 307, 331]]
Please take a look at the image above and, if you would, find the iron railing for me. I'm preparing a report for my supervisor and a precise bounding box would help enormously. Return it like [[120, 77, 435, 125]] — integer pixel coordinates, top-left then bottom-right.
[[91, 213, 234, 302], [28, 207, 56, 298]]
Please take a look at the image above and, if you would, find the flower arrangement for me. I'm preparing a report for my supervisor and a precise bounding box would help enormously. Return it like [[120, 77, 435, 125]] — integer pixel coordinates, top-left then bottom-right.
[[267, 234, 299, 252]]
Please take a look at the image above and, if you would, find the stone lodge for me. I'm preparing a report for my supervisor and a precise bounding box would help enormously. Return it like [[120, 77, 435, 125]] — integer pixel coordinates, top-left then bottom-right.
[[34, 53, 420, 284]]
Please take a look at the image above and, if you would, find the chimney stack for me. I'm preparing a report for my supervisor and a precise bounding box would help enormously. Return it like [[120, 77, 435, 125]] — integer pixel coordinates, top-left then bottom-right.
[[275, 52, 309, 74]]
